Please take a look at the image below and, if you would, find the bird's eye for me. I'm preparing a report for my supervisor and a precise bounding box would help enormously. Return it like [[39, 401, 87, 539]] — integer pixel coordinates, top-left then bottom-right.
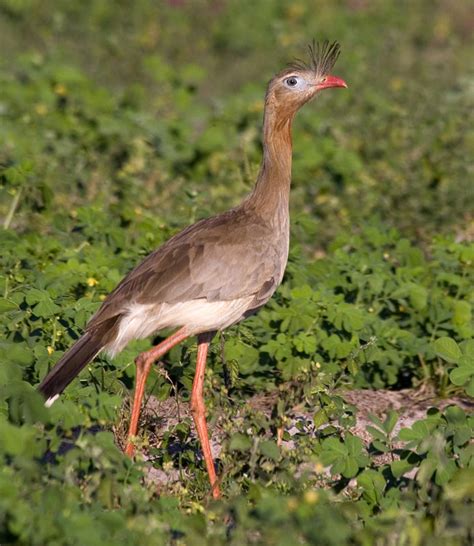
[[285, 76, 299, 88]]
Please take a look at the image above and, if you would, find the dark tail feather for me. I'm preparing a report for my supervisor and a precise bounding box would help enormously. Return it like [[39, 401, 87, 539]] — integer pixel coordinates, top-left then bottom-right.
[[38, 332, 103, 403]]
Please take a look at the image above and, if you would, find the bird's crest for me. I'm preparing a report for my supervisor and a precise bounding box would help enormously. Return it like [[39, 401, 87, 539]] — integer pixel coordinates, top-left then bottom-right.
[[288, 40, 341, 76]]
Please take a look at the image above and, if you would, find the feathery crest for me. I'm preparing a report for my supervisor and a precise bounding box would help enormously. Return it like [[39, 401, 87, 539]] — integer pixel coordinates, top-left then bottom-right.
[[288, 40, 341, 76]]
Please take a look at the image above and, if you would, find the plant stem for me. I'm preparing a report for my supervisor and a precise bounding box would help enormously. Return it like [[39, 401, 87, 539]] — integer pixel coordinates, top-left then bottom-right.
[[3, 187, 23, 230]]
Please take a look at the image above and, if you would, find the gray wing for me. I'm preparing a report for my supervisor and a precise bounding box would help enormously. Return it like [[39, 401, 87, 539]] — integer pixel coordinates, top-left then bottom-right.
[[87, 208, 284, 329]]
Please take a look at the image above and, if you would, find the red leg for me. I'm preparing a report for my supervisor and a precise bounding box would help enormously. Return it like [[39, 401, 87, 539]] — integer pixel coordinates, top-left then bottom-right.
[[191, 331, 220, 499], [125, 327, 189, 457]]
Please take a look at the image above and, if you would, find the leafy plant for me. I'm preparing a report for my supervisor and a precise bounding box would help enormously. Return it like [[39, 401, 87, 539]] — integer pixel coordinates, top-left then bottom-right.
[[0, 1, 473, 544]]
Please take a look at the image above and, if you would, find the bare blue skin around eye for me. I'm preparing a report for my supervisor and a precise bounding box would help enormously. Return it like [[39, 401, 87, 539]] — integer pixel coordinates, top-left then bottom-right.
[[284, 76, 314, 93], [284, 76, 306, 90]]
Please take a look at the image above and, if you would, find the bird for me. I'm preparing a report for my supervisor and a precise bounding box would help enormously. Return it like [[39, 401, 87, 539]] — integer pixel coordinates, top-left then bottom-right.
[[38, 40, 347, 500]]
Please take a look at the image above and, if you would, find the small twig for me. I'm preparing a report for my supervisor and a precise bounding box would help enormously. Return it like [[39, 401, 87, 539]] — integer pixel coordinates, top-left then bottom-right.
[[157, 365, 181, 422], [418, 353, 430, 382], [3, 187, 23, 229], [220, 331, 232, 391], [349, 336, 377, 360]]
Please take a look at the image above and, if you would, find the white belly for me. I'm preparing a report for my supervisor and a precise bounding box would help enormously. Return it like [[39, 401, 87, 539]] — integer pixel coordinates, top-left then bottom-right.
[[105, 296, 254, 356]]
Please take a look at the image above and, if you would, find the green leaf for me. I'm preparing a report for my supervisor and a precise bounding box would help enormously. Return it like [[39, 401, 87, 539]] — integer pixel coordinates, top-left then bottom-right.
[[342, 457, 359, 478], [25, 288, 48, 305], [435, 459, 457, 486], [391, 459, 416, 478], [259, 440, 280, 461], [0, 418, 38, 456], [372, 440, 389, 453], [0, 298, 18, 313], [366, 425, 386, 442], [384, 411, 399, 434], [322, 437, 348, 456], [449, 365, 474, 386], [408, 284, 427, 311], [417, 458, 437, 484], [34, 298, 61, 318], [229, 433, 251, 452], [342, 307, 365, 331], [398, 420, 431, 443], [358, 469, 386, 504], [293, 332, 317, 354], [345, 433, 364, 456], [466, 377, 474, 397], [25, 288, 60, 317], [445, 405, 467, 425], [433, 337, 462, 364], [313, 409, 329, 428], [461, 339, 474, 357], [453, 300, 471, 326], [0, 343, 34, 367], [453, 426, 471, 446], [445, 468, 474, 501]]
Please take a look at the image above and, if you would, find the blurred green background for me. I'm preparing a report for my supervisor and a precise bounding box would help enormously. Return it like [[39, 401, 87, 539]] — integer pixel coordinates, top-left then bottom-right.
[[1, 0, 473, 242], [0, 1, 473, 545]]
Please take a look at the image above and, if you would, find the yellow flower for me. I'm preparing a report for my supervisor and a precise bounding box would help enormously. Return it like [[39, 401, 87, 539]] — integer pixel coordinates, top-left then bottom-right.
[[390, 78, 403, 92], [249, 99, 264, 113], [34, 103, 48, 116], [47, 346, 54, 355], [87, 277, 98, 287], [314, 462, 324, 473], [433, 16, 450, 41], [286, 3, 305, 20], [163, 461, 174, 472], [304, 489, 319, 504], [54, 83, 67, 96]]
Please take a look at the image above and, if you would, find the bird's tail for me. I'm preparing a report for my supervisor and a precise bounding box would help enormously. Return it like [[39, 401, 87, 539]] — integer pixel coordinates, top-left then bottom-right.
[[38, 331, 104, 406]]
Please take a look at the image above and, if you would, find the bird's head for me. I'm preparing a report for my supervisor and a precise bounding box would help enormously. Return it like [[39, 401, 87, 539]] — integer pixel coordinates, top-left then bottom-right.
[[266, 41, 347, 119]]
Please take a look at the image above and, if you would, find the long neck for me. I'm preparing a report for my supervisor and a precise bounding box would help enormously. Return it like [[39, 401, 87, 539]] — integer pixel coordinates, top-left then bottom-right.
[[246, 103, 294, 219]]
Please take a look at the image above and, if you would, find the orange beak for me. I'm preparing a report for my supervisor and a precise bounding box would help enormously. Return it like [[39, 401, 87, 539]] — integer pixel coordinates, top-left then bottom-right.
[[316, 75, 348, 91]]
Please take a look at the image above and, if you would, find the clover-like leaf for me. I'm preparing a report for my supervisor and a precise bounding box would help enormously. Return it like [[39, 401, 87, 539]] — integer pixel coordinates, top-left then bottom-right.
[[433, 337, 462, 364]]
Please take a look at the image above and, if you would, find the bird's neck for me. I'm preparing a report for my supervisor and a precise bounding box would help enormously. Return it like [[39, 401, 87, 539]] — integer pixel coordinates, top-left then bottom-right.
[[246, 105, 294, 220]]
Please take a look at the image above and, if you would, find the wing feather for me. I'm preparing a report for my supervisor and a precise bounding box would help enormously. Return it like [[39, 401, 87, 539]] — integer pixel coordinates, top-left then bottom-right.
[[87, 207, 285, 330]]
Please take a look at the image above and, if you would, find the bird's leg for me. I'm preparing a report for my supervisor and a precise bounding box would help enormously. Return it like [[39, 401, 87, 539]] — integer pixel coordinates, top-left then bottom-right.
[[191, 331, 220, 499], [125, 327, 189, 457]]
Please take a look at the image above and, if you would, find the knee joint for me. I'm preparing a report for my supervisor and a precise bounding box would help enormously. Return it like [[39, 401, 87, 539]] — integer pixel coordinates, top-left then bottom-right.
[[190, 394, 205, 415]]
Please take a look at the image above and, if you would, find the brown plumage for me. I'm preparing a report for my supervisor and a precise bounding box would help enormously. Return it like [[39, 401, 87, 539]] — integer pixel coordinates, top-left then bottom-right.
[[39, 41, 346, 499]]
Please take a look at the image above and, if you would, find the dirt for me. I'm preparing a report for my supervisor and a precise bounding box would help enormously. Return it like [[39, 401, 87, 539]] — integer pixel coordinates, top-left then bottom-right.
[[120, 386, 472, 487]]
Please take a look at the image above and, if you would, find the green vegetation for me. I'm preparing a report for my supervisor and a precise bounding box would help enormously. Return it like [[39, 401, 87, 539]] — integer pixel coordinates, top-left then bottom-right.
[[0, 0, 473, 544]]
